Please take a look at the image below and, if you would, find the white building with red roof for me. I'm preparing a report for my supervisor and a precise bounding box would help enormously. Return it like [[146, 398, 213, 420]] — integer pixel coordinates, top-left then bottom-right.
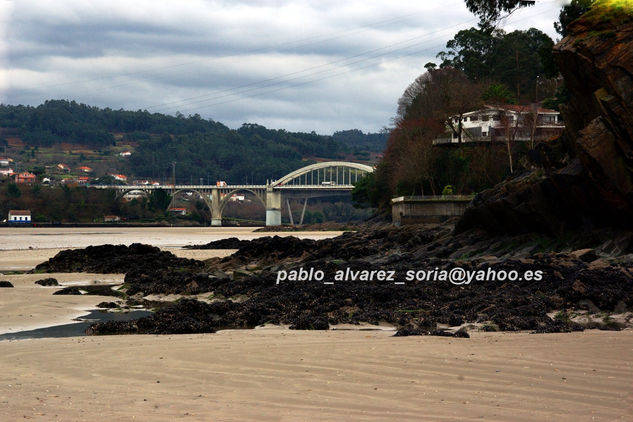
[[436, 104, 564, 145]]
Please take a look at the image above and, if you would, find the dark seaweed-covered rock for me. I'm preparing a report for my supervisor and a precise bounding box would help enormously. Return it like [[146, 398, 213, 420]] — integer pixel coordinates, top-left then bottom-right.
[[123, 269, 221, 296], [226, 236, 318, 264], [184, 237, 251, 249], [18, 217, 619, 337], [33, 243, 204, 274], [53, 286, 82, 295], [88, 223, 633, 337], [97, 301, 118, 309], [35, 278, 59, 286], [87, 299, 246, 335], [0, 281, 14, 287], [289, 314, 330, 330]]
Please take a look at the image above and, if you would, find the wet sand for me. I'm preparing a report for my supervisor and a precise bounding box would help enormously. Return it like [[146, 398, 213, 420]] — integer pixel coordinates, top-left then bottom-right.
[[1, 228, 632, 420], [0, 272, 125, 334], [0, 226, 342, 250]]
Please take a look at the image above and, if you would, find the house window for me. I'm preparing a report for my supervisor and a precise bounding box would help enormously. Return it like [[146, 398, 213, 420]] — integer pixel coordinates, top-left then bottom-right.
[[482, 132, 487, 137], [541, 115, 556, 123], [482, 115, 489, 121], [471, 115, 479, 121]]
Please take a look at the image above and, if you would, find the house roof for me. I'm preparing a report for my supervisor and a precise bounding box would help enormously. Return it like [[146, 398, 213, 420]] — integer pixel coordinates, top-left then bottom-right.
[[484, 104, 559, 114], [9, 210, 31, 215]]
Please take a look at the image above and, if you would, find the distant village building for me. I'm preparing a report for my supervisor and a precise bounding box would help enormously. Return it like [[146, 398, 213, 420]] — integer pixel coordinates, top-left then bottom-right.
[[78, 166, 93, 173], [14, 172, 37, 184], [56, 163, 71, 173], [78, 176, 90, 185], [42, 177, 51, 185], [119, 151, 132, 157], [0, 157, 11, 167], [216, 181, 227, 187], [109, 173, 128, 182], [230, 194, 245, 202], [8, 210, 31, 224], [0, 168, 14, 178], [434, 105, 564, 145], [62, 178, 79, 187], [104, 215, 121, 222], [168, 207, 188, 216]]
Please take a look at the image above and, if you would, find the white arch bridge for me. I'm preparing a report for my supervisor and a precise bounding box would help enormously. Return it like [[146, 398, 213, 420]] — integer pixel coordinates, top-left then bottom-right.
[[92, 161, 374, 226]]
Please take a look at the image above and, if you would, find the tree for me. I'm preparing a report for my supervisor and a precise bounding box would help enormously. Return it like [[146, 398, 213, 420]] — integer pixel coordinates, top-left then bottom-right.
[[406, 67, 483, 145], [554, 0, 595, 37], [438, 27, 555, 102], [395, 74, 428, 123], [464, 0, 533, 29], [7, 183, 21, 198], [149, 189, 172, 211], [437, 27, 500, 82], [482, 83, 515, 104], [498, 108, 521, 173]]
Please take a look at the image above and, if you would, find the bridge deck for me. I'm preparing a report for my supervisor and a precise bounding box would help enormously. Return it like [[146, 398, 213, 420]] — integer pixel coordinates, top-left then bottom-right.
[[92, 184, 356, 190]]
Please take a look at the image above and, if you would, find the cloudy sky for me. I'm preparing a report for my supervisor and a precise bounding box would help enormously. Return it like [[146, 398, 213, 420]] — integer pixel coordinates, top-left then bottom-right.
[[0, 0, 568, 134]]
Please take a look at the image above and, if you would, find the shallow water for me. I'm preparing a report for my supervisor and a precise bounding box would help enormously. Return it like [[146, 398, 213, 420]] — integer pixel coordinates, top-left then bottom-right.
[[0, 310, 152, 340]]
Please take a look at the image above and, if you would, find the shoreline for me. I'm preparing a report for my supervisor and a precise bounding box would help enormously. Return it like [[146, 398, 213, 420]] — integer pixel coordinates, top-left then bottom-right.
[[0, 228, 340, 337], [0, 227, 631, 420]]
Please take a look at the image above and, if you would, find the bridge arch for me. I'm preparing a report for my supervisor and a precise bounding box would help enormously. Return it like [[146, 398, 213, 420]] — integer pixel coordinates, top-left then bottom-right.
[[218, 188, 266, 213], [271, 161, 374, 188], [115, 188, 151, 200], [169, 189, 214, 216]]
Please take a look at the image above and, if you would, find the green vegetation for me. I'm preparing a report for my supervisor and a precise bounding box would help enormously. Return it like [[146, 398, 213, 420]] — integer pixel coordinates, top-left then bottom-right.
[[0, 182, 170, 223], [572, 0, 633, 32], [437, 27, 556, 102], [0, 100, 386, 185], [555, 0, 596, 36]]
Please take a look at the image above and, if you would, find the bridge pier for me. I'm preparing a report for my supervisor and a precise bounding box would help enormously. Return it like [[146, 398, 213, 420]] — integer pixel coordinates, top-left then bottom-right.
[[265, 188, 281, 226], [210, 189, 222, 226]]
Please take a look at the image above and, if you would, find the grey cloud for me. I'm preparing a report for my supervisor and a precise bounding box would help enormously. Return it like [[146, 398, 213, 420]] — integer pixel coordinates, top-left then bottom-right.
[[1, 0, 562, 134]]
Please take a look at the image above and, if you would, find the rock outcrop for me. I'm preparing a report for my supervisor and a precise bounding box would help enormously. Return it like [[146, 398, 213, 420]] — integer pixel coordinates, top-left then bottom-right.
[[457, 0, 633, 234]]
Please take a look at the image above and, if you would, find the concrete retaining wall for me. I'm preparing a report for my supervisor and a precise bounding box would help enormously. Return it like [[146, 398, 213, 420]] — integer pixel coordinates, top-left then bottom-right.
[[391, 195, 474, 225]]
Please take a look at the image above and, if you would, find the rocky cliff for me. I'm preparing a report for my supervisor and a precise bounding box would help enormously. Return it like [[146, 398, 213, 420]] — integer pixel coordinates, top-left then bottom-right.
[[456, 0, 633, 235]]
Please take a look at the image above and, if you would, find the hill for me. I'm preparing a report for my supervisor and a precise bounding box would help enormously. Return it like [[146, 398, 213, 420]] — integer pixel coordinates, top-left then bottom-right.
[[0, 100, 386, 184]]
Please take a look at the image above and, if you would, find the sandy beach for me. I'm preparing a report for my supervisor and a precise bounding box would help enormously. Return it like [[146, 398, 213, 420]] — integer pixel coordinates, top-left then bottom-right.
[[0, 228, 632, 421], [0, 330, 631, 421]]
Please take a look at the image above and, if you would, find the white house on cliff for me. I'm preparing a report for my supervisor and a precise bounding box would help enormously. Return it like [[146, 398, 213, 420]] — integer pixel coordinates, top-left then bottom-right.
[[435, 105, 564, 145]]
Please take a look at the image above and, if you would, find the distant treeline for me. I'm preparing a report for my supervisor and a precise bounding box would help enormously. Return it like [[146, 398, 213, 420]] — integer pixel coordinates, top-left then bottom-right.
[[0, 100, 387, 184]]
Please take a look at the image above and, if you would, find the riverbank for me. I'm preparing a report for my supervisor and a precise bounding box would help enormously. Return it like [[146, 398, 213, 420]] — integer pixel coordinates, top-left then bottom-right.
[[1, 226, 632, 421], [0, 227, 343, 334]]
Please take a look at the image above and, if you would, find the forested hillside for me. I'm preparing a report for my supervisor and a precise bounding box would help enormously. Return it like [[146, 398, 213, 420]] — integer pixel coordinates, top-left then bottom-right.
[[0, 100, 386, 184]]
